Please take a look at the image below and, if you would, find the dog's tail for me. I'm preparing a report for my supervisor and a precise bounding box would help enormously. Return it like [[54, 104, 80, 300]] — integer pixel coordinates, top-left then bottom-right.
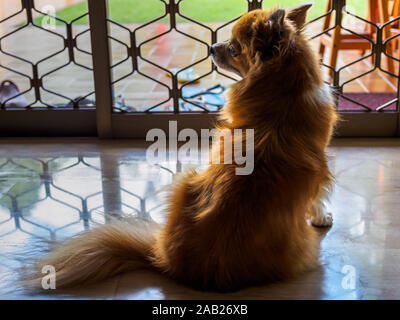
[[22, 218, 160, 290]]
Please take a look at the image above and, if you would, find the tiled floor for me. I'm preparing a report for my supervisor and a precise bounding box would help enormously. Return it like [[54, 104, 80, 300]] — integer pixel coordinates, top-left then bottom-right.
[[0, 138, 400, 299]]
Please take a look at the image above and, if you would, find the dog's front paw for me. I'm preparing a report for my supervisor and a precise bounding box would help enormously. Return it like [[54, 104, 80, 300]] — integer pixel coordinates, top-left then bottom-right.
[[311, 211, 333, 228]]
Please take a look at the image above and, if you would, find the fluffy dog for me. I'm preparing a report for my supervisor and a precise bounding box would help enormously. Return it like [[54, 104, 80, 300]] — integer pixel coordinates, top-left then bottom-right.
[[26, 4, 337, 292]]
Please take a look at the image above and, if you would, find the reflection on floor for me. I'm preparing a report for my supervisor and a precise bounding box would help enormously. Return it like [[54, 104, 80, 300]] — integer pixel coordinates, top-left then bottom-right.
[[0, 138, 400, 299]]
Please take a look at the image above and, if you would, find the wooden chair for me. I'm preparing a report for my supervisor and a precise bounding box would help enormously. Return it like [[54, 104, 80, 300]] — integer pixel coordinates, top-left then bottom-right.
[[319, 0, 398, 75], [384, 0, 400, 61], [376, 0, 396, 72]]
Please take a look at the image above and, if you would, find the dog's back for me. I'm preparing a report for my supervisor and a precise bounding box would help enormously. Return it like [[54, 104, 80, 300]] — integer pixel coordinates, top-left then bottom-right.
[[152, 5, 337, 291]]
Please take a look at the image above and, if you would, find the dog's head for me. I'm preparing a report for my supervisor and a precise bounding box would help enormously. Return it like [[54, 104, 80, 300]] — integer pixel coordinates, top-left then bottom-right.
[[210, 3, 313, 77]]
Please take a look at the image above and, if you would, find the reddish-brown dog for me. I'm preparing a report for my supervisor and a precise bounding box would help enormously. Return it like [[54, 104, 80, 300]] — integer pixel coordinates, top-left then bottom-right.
[[26, 4, 338, 292]]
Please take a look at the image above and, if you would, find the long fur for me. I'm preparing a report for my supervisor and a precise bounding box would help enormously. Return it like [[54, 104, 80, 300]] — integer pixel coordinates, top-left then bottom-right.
[[22, 219, 160, 289], [24, 5, 338, 292]]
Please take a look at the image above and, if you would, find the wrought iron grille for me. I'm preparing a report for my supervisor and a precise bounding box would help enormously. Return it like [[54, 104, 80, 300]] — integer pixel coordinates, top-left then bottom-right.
[[0, 0, 399, 137], [106, 0, 258, 113], [308, 0, 400, 112], [0, 0, 94, 109], [105, 0, 400, 113]]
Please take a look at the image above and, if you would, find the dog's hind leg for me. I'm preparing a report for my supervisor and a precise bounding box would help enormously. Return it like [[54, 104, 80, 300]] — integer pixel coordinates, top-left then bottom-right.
[[310, 186, 333, 228]]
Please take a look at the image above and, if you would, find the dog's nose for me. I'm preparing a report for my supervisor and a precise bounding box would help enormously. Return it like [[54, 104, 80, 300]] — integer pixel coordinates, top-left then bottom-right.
[[210, 45, 215, 55]]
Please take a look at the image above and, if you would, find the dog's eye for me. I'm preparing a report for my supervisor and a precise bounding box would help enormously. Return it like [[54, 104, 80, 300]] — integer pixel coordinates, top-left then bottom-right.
[[229, 45, 238, 57]]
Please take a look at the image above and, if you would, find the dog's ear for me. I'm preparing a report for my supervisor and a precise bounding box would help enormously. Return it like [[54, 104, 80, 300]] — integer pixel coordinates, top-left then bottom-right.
[[251, 9, 285, 59], [286, 3, 313, 30], [267, 8, 286, 30], [252, 8, 285, 39]]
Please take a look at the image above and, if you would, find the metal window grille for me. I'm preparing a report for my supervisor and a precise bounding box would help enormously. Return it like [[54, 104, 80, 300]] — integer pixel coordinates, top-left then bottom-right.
[[0, 0, 399, 137]]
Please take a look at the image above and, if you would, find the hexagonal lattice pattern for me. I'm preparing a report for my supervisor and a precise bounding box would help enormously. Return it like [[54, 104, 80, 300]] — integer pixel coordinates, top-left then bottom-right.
[[0, 1, 95, 109], [307, 0, 400, 111], [105, 0, 400, 113], [107, 0, 261, 113], [1, 0, 399, 124]]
